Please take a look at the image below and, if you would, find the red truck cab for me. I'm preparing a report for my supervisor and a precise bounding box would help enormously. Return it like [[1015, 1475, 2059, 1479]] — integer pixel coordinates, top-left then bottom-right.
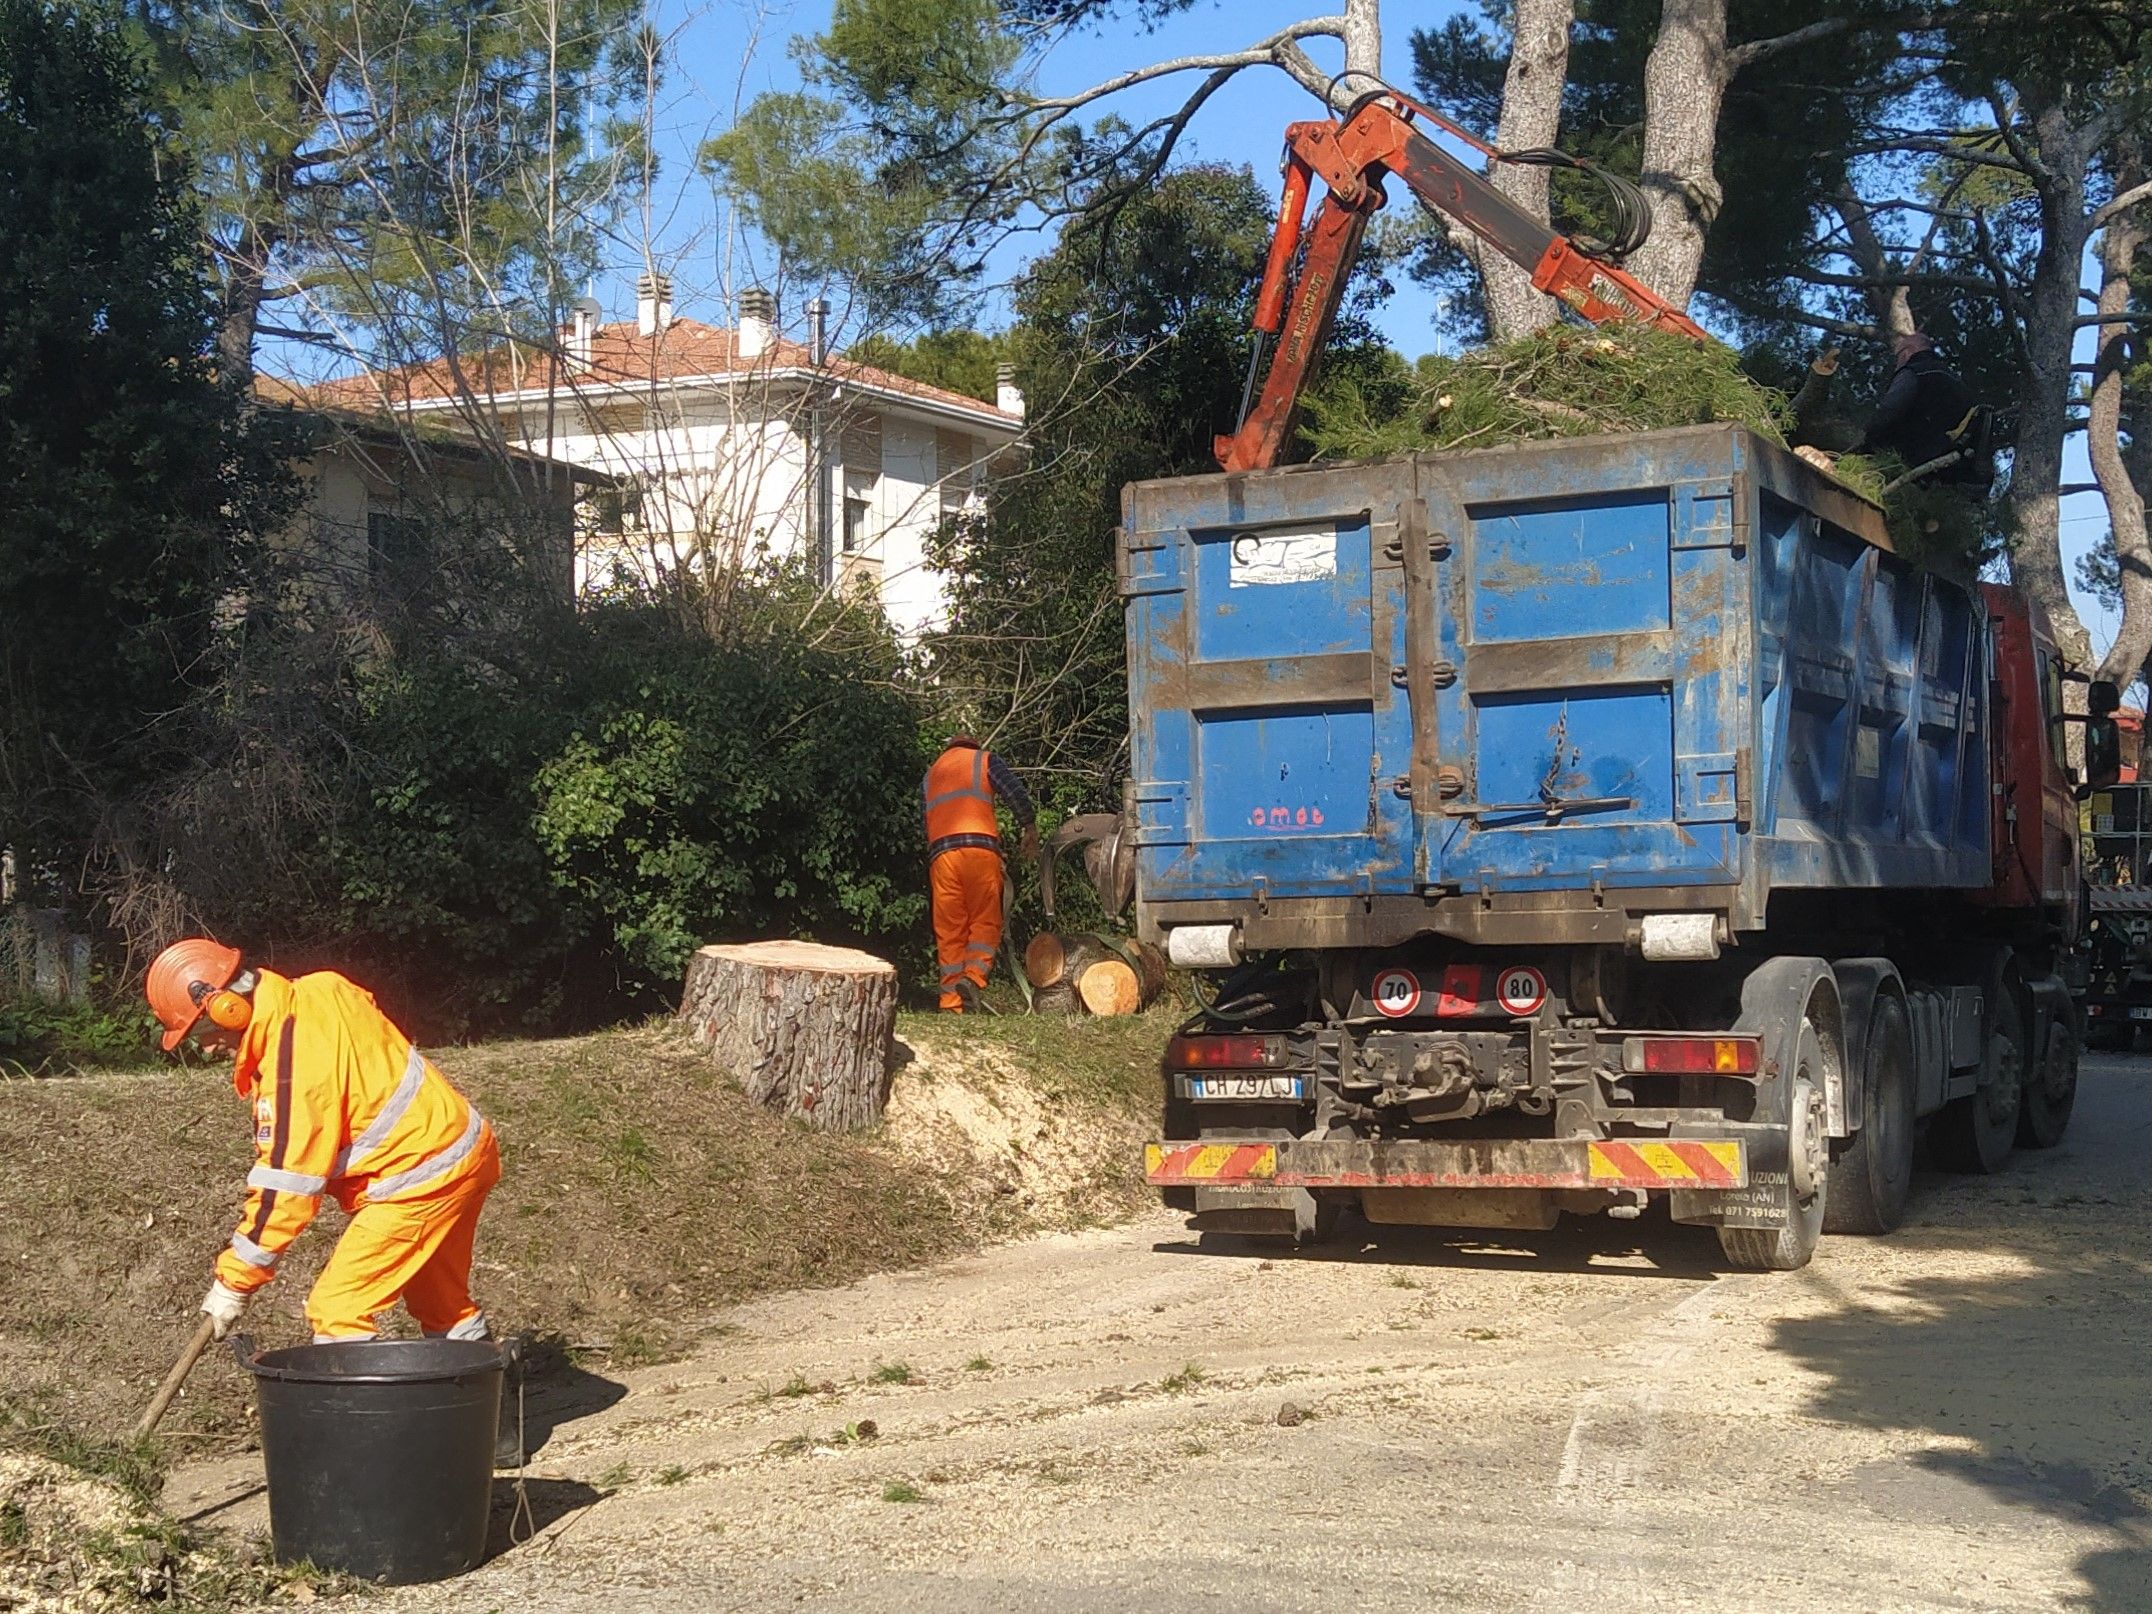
[[1979, 584, 2097, 936]]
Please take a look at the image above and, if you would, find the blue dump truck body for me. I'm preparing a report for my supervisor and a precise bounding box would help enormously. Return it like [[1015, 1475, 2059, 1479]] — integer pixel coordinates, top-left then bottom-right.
[[1124, 425, 2085, 1269], [1122, 424, 1987, 943]]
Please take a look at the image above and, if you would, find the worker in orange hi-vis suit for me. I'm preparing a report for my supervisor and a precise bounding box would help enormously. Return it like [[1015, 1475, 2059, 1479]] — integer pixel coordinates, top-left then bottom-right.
[[145, 938, 501, 1347], [923, 735, 1037, 1012]]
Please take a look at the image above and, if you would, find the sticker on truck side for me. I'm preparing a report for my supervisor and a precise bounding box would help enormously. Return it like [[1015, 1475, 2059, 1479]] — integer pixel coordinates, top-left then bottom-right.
[[1228, 526, 1336, 586], [1495, 966, 1548, 1016]]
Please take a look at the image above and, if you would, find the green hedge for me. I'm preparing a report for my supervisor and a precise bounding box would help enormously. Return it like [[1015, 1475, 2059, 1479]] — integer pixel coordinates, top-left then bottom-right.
[[265, 596, 936, 1040]]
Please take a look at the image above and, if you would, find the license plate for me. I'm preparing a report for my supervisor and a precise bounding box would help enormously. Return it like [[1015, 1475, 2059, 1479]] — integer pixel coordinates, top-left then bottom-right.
[[2130, 1008, 2152, 1022], [1189, 1075, 1304, 1101]]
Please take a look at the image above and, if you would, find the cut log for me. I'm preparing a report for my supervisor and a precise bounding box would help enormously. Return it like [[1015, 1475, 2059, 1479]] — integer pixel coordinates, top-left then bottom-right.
[[1021, 931, 1110, 990], [1074, 939, 1168, 1016], [677, 941, 898, 1130], [1030, 982, 1081, 1018]]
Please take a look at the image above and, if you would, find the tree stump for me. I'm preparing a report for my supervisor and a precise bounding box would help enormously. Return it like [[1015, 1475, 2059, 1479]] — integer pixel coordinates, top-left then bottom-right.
[[1075, 939, 1169, 1017], [678, 941, 898, 1130]]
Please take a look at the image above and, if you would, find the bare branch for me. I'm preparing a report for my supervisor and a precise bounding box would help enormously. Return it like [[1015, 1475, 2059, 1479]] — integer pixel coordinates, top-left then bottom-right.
[[2094, 178, 2152, 229], [1013, 17, 1346, 113], [1829, 136, 2028, 174], [1727, 17, 1855, 72], [1719, 297, 1883, 339], [1981, 87, 2047, 186]]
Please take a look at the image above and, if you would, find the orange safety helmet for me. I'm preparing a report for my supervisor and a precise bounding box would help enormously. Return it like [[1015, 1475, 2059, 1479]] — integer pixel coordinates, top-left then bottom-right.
[[146, 938, 244, 1051]]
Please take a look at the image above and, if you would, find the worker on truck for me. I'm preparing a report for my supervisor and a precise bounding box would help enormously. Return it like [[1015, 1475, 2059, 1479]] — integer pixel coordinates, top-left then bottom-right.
[[923, 735, 1037, 1011], [1856, 331, 1991, 489], [146, 938, 501, 1348]]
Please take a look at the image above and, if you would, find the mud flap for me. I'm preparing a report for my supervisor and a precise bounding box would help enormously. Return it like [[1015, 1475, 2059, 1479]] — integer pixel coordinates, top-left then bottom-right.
[[1670, 1170, 1792, 1229], [1668, 952, 1832, 1232]]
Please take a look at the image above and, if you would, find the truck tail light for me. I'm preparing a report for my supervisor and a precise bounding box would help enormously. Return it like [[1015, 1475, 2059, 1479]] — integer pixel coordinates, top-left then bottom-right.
[[1164, 1034, 1277, 1070], [1623, 1035, 1761, 1075]]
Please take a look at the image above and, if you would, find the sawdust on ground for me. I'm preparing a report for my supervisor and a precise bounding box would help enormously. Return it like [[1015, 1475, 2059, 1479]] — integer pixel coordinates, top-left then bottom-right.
[[156, 1060, 2152, 1614]]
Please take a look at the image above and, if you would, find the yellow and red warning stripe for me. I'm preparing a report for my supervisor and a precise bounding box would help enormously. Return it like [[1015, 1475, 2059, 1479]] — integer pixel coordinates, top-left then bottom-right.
[[1145, 1137, 1745, 1191], [1144, 1142, 1279, 1182], [1585, 1139, 1741, 1188]]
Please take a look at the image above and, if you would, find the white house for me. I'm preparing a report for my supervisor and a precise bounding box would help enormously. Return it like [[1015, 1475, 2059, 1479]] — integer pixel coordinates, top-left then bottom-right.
[[311, 276, 1025, 636], [255, 378, 595, 613]]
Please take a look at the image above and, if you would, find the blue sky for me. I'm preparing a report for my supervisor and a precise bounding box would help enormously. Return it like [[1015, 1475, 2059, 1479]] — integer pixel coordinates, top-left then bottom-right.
[[612, 0, 2115, 644]]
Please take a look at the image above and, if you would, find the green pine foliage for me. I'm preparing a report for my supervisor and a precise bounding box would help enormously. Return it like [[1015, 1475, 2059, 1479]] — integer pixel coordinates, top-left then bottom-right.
[[125, 0, 648, 370], [1302, 325, 1794, 459], [846, 330, 1010, 403]]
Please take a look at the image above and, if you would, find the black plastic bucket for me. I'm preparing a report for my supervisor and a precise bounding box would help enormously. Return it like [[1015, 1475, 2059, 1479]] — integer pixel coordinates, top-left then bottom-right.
[[232, 1335, 508, 1584]]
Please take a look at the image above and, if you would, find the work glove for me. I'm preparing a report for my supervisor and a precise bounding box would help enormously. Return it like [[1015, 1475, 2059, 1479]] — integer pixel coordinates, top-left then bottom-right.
[[200, 1280, 250, 1341]]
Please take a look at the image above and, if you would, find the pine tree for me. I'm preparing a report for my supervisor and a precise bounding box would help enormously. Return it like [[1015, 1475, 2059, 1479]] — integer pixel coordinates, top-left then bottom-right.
[[0, 0, 290, 896]]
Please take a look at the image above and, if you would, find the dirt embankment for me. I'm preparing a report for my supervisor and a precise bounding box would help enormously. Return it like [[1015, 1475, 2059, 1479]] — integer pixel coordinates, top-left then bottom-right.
[[0, 1009, 1173, 1449]]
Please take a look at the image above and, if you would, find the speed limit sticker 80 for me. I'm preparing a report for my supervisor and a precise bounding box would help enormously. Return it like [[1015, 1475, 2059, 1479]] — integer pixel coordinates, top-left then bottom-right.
[[1495, 965, 1547, 1016]]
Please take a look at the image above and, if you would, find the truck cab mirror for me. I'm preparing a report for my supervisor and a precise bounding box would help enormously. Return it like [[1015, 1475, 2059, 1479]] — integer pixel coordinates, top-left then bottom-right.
[[2089, 678, 2122, 717], [2085, 715, 2124, 794]]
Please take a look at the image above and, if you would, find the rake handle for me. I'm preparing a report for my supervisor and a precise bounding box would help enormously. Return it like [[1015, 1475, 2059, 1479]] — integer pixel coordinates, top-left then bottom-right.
[[133, 1315, 219, 1440]]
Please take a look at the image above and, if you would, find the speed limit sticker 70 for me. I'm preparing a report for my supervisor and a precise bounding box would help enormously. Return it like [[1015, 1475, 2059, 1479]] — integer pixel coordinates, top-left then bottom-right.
[[1495, 965, 1548, 1016], [1371, 968, 1421, 1018]]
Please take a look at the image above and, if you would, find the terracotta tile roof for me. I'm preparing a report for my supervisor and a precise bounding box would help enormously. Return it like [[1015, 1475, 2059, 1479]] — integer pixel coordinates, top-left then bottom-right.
[[250, 374, 611, 480], [305, 318, 1021, 428]]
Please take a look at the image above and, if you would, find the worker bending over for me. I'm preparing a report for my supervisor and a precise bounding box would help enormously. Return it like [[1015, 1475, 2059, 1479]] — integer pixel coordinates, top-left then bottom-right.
[[147, 939, 500, 1346], [923, 734, 1036, 1012]]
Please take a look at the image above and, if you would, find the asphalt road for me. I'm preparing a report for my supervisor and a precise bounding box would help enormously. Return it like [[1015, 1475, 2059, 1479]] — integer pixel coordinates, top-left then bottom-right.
[[171, 1057, 2152, 1613]]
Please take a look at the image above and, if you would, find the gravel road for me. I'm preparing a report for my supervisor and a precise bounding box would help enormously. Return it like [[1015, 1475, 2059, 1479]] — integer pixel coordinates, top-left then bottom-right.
[[169, 1057, 2152, 1613]]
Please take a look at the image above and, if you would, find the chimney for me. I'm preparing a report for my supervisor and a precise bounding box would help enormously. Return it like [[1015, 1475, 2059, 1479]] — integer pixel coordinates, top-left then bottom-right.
[[738, 287, 775, 359], [807, 297, 830, 367], [995, 362, 1025, 420], [636, 271, 673, 337], [567, 294, 601, 369]]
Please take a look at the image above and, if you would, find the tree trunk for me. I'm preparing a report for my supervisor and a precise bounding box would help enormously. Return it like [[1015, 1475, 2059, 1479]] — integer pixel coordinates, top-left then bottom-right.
[[1625, 0, 1728, 312], [1479, 0, 1575, 339], [217, 263, 266, 392], [1023, 931, 1110, 991], [1075, 940, 1169, 1016], [1832, 188, 1917, 340], [2006, 103, 2098, 671], [2092, 151, 2149, 687], [1340, 0, 1383, 82], [678, 941, 898, 1131]]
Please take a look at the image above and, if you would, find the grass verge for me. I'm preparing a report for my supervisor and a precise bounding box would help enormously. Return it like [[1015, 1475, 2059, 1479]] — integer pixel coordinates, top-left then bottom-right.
[[0, 1008, 1174, 1446]]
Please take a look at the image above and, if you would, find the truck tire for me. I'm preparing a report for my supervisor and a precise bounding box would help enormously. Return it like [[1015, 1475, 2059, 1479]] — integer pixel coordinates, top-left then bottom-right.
[[1929, 984, 2023, 1173], [2017, 1002, 2078, 1150], [1718, 1019, 1830, 1271], [1824, 992, 1916, 1234]]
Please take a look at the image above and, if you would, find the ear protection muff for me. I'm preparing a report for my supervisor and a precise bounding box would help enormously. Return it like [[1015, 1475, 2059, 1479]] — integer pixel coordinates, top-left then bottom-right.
[[192, 978, 253, 1033]]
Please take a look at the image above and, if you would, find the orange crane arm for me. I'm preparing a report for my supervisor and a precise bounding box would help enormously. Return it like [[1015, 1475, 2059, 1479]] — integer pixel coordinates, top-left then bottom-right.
[[1216, 93, 1710, 474]]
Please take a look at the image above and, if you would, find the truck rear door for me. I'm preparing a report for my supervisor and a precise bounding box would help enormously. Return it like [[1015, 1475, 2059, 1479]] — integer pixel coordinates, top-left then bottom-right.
[[1412, 436, 1747, 893], [1121, 462, 1419, 904]]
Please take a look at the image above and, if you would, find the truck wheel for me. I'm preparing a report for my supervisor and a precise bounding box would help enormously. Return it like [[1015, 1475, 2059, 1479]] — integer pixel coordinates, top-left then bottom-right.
[[1929, 985, 2023, 1173], [2017, 1005, 2078, 1150], [1824, 992, 1916, 1234], [1718, 1021, 1829, 1271]]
